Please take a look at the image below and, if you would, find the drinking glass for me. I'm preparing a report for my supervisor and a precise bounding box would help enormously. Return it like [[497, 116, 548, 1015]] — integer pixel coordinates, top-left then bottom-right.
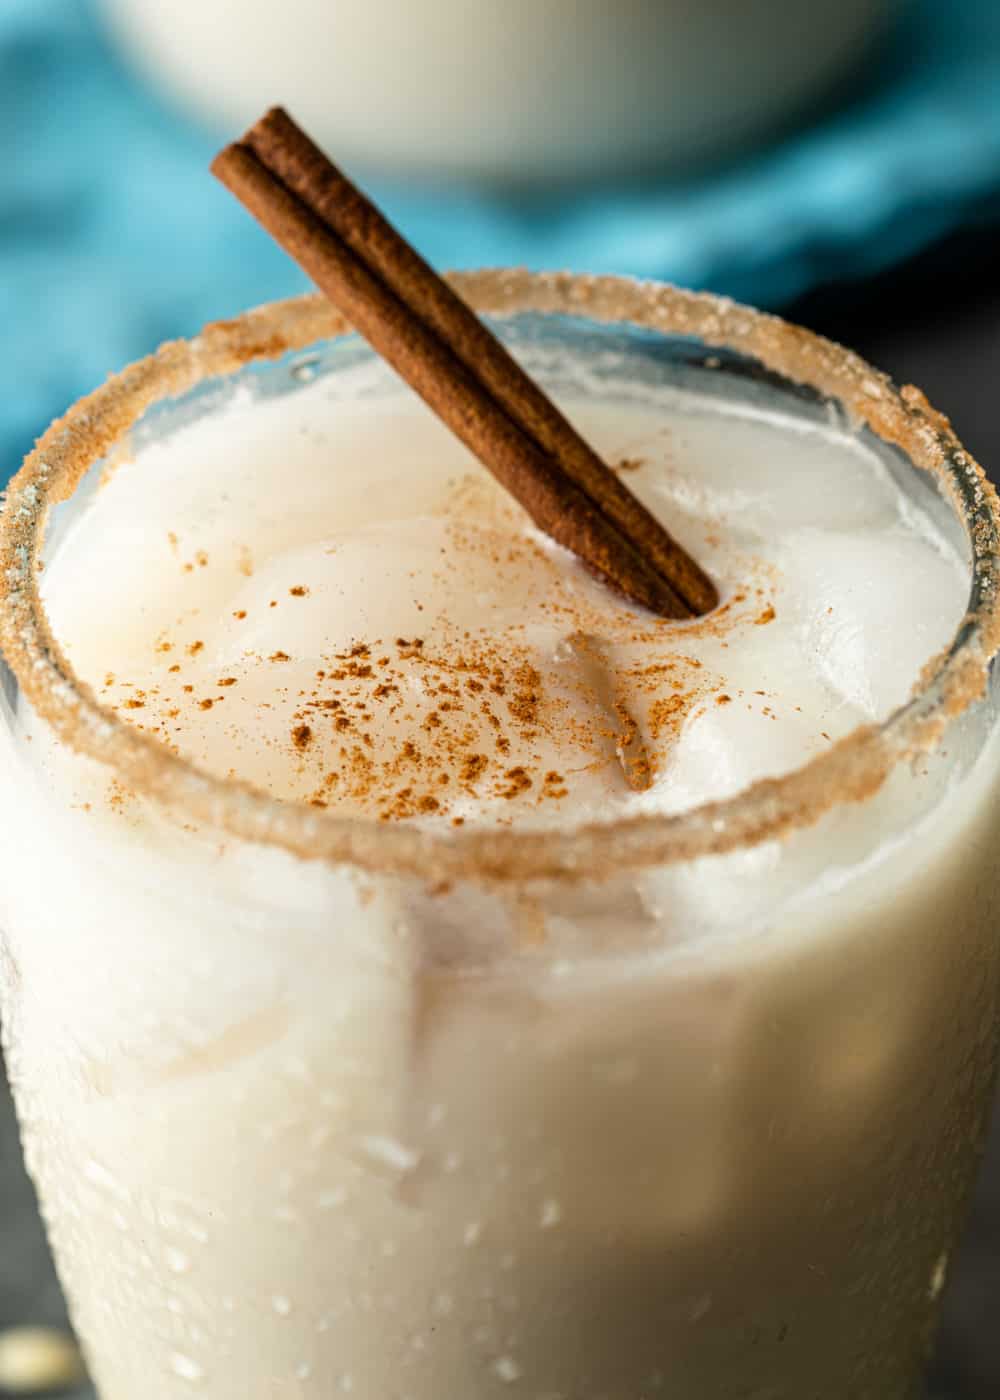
[[2, 273, 999, 1399]]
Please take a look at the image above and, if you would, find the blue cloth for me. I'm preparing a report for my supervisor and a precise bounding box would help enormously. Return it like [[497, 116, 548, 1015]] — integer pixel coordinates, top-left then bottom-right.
[[2, 0, 1000, 484]]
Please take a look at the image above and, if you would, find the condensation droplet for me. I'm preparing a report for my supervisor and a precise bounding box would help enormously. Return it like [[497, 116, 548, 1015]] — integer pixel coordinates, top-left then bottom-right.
[[463, 1222, 482, 1247], [170, 1352, 204, 1384], [319, 1186, 347, 1209], [165, 1246, 191, 1275], [340, 1373, 354, 1392], [929, 1252, 949, 1300], [291, 356, 320, 384], [540, 1199, 562, 1228], [296, 1361, 312, 1381], [433, 1292, 455, 1317], [83, 1157, 129, 1200], [359, 1134, 421, 1174], [272, 1294, 293, 1317], [493, 1355, 522, 1383]]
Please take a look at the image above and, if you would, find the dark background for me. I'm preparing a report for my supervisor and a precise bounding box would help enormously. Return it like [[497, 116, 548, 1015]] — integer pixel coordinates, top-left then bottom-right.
[[790, 226, 1000, 1399]]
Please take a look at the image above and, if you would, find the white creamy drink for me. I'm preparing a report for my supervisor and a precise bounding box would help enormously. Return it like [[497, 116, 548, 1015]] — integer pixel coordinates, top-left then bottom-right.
[[1, 279, 999, 1400]]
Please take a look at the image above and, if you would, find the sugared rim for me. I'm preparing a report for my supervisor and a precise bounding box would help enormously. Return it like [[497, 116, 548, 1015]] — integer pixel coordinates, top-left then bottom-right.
[[3, 271, 1000, 883]]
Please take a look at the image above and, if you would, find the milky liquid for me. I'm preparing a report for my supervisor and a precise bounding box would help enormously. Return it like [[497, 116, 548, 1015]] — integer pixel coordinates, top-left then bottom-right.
[[31, 374, 969, 826], [1, 354, 999, 1399]]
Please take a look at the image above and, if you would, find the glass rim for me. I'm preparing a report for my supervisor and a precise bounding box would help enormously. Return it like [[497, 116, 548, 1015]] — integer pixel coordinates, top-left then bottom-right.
[[3, 270, 1000, 885]]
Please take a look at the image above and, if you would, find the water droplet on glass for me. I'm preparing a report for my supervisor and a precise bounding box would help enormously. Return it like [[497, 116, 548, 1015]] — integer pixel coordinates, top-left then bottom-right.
[[296, 1361, 312, 1381], [929, 1252, 949, 1300], [540, 1199, 562, 1228], [170, 1352, 204, 1384], [291, 355, 321, 384], [319, 1186, 347, 1209], [165, 1246, 191, 1275], [358, 1133, 421, 1175], [463, 1221, 482, 1247], [493, 1355, 522, 1383], [84, 1157, 129, 1201], [340, 1373, 354, 1392], [272, 1294, 293, 1317]]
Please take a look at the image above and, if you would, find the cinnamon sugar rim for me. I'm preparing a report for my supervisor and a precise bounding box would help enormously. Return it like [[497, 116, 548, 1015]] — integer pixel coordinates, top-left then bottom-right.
[[3, 271, 999, 885]]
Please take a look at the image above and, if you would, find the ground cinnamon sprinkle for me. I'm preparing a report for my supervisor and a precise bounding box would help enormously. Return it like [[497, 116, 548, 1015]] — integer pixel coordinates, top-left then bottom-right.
[[100, 484, 769, 826], [460, 753, 489, 785], [508, 663, 541, 730], [499, 766, 532, 799], [649, 692, 689, 739]]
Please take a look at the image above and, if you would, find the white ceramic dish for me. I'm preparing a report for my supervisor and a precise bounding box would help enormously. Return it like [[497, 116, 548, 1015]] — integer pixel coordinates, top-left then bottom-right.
[[100, 0, 893, 183]]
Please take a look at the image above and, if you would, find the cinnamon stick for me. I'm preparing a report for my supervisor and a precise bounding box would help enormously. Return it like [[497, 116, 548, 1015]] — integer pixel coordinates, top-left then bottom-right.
[[212, 109, 717, 620]]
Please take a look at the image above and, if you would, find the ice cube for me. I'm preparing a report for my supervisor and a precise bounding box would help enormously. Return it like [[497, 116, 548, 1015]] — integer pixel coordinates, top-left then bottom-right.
[[782, 527, 966, 718]]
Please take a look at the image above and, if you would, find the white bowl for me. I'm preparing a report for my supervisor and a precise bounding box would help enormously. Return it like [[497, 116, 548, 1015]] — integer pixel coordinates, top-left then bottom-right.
[[101, 0, 893, 184]]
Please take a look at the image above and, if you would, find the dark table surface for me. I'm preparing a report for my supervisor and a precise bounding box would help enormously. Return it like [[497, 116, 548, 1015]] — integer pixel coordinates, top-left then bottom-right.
[[1, 226, 999, 1399]]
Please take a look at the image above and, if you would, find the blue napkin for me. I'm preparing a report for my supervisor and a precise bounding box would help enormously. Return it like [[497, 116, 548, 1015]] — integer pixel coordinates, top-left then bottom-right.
[[3, 0, 1000, 484]]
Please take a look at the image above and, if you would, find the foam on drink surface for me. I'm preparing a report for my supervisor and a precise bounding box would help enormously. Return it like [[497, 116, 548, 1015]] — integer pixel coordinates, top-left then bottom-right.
[[37, 371, 966, 831]]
